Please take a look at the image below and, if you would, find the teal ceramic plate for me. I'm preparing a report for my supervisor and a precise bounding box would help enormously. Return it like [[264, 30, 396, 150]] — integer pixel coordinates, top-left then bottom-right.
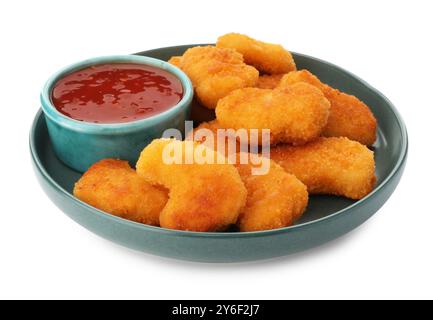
[[30, 45, 408, 262]]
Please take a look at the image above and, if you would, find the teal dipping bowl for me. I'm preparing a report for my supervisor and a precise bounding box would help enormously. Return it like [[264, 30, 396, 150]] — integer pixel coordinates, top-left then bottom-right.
[[40, 55, 193, 172]]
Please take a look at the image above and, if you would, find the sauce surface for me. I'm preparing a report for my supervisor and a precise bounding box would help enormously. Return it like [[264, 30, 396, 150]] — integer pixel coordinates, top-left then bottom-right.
[[52, 63, 183, 123]]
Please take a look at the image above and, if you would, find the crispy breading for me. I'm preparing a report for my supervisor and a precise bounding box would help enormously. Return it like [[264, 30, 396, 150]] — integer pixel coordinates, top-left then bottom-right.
[[256, 74, 285, 89], [73, 159, 168, 226], [170, 46, 259, 109], [193, 119, 226, 140], [217, 33, 296, 74], [271, 137, 376, 199], [136, 139, 247, 232], [167, 56, 182, 68], [215, 83, 330, 145], [279, 70, 377, 145], [189, 120, 249, 158], [235, 156, 308, 232]]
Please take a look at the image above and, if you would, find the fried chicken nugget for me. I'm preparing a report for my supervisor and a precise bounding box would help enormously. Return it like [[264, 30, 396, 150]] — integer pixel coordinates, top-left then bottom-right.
[[171, 46, 259, 109], [278, 70, 377, 145], [136, 139, 247, 232], [235, 155, 308, 232], [73, 159, 168, 226], [256, 74, 285, 89], [217, 33, 296, 74], [215, 83, 330, 145], [271, 137, 376, 200], [193, 119, 226, 140], [167, 56, 182, 68], [189, 120, 248, 158]]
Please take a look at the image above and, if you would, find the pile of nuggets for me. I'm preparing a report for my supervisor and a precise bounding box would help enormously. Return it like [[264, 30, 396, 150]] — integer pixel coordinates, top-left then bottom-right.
[[74, 33, 378, 233]]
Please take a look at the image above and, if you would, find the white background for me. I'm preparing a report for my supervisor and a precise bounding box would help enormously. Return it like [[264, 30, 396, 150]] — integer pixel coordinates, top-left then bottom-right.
[[1, 0, 431, 300]]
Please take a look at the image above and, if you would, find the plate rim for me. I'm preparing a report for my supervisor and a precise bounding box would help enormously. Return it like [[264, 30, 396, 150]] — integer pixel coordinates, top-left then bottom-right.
[[30, 46, 409, 239]]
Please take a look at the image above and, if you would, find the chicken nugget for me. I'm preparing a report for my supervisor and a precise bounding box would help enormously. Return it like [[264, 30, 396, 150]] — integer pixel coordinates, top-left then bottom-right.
[[193, 119, 226, 140], [189, 120, 249, 159], [215, 83, 330, 145], [279, 70, 377, 145], [136, 139, 247, 232], [256, 74, 285, 89], [167, 56, 182, 68], [271, 137, 376, 199], [171, 46, 259, 109], [235, 155, 308, 232], [73, 159, 168, 226], [181, 45, 245, 70], [217, 33, 296, 74]]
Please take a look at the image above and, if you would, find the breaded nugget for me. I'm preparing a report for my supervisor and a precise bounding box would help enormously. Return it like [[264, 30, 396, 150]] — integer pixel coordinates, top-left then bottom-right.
[[171, 46, 259, 109], [73, 159, 168, 226], [271, 137, 376, 199], [136, 139, 247, 232], [256, 74, 285, 89], [279, 70, 377, 145], [193, 119, 226, 139], [167, 56, 182, 68], [215, 83, 330, 145], [217, 33, 296, 74], [235, 155, 308, 232], [189, 120, 248, 158]]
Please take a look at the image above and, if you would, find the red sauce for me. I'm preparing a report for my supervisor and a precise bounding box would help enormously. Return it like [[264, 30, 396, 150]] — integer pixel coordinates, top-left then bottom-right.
[[51, 63, 183, 123]]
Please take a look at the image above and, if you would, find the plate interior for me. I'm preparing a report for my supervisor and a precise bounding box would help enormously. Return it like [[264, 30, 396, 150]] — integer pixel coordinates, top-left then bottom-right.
[[33, 45, 404, 226]]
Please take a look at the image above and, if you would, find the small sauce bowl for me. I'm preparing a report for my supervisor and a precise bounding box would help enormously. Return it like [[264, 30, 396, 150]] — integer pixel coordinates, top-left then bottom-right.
[[40, 55, 193, 172]]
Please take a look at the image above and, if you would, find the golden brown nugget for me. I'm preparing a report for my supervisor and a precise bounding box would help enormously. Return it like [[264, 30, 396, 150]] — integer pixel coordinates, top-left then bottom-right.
[[73, 159, 168, 226], [170, 46, 259, 109], [167, 56, 182, 68], [215, 83, 330, 145], [271, 137, 376, 200], [235, 156, 308, 232], [256, 74, 285, 89], [193, 120, 226, 139], [189, 120, 250, 158], [136, 139, 247, 232], [279, 70, 377, 145], [217, 33, 296, 74]]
